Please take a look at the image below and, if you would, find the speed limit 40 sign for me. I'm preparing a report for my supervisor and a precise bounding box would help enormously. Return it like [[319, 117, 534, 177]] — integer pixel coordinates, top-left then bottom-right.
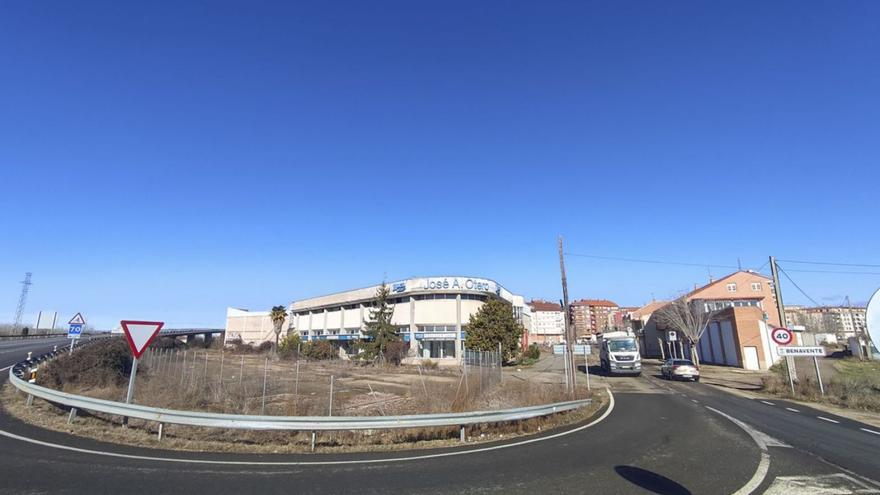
[[771, 327, 794, 345]]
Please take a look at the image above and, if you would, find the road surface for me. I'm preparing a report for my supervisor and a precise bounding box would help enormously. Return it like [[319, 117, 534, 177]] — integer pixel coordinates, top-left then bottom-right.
[[0, 339, 877, 494]]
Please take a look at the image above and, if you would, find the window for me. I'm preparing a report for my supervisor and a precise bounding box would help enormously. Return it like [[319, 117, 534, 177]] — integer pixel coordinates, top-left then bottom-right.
[[726, 283, 737, 292], [751, 282, 761, 292]]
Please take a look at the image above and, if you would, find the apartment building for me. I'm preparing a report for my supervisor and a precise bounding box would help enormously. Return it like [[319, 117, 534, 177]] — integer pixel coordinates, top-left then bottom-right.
[[528, 300, 566, 344], [569, 299, 619, 337], [786, 305, 867, 339]]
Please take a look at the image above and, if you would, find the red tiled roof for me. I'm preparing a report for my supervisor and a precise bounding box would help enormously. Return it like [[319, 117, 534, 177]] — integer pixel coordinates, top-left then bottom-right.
[[571, 299, 618, 307], [528, 300, 563, 312], [631, 301, 669, 319]]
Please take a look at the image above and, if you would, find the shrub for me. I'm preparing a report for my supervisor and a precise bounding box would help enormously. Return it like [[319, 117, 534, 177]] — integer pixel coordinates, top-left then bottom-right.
[[302, 340, 336, 360], [421, 359, 439, 370], [38, 338, 134, 389], [278, 334, 302, 358], [383, 341, 406, 365], [526, 343, 541, 360], [257, 341, 273, 352]]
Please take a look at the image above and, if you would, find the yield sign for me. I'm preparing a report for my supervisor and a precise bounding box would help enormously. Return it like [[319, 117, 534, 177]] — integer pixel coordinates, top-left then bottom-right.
[[120, 320, 164, 359], [68, 313, 86, 325]]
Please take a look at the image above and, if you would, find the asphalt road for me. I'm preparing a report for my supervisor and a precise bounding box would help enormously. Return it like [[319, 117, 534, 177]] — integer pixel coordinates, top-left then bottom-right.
[[0, 340, 877, 494]]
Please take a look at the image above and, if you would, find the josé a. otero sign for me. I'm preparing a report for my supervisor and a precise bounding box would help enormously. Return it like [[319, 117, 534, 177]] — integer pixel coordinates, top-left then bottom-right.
[[392, 277, 500, 295]]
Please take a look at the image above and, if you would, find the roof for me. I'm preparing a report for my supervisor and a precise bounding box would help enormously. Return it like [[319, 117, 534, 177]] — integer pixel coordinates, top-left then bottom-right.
[[685, 270, 771, 300], [529, 300, 563, 312], [571, 299, 618, 307], [631, 301, 669, 319]]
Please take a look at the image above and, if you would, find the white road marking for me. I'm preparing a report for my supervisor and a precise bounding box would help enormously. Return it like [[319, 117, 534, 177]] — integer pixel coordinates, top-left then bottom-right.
[[760, 400, 775, 406], [785, 407, 800, 413], [0, 365, 12, 372], [818, 416, 840, 424], [705, 406, 789, 495], [691, 399, 699, 404], [861, 428, 880, 436], [0, 389, 617, 466], [764, 473, 880, 495]]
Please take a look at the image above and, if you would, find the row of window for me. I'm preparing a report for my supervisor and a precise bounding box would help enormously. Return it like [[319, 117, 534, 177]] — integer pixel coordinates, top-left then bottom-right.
[[703, 300, 762, 312], [293, 294, 491, 318], [726, 282, 770, 293]]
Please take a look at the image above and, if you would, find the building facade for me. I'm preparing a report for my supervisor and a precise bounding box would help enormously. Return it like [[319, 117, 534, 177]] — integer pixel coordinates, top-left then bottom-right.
[[528, 300, 565, 344], [785, 305, 867, 339], [570, 299, 619, 337], [641, 271, 783, 370], [283, 276, 526, 361]]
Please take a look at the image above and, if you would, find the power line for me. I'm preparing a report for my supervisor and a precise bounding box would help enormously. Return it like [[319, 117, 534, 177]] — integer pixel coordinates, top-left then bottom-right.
[[784, 268, 880, 276], [564, 253, 740, 270], [776, 263, 822, 307], [777, 259, 880, 269]]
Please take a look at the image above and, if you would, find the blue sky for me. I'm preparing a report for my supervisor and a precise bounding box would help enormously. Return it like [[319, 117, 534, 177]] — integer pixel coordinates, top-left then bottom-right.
[[2, 1, 879, 329]]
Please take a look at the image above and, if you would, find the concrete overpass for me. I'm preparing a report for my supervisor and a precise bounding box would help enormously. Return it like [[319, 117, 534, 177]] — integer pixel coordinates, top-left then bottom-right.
[[158, 328, 225, 346]]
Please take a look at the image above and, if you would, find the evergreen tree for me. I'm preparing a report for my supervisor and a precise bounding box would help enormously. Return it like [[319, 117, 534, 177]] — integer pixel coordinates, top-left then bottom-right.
[[465, 298, 523, 362], [363, 282, 401, 362]]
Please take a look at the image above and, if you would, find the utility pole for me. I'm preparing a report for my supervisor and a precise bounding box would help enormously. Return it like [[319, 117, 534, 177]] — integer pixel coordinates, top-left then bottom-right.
[[558, 236, 576, 396], [12, 273, 32, 334], [770, 256, 797, 388]]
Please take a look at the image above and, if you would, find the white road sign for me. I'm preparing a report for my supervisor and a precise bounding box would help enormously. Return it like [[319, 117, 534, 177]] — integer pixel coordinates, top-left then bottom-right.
[[778, 346, 825, 357], [867, 288, 880, 349], [667, 331, 677, 342], [120, 320, 164, 359], [68, 313, 86, 325]]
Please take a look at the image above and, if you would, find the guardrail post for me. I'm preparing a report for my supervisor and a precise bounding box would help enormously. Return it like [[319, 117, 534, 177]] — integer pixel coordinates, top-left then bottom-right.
[[311, 431, 316, 452], [460, 425, 465, 442], [27, 352, 32, 361], [158, 423, 164, 441], [68, 407, 77, 424], [26, 394, 33, 407]]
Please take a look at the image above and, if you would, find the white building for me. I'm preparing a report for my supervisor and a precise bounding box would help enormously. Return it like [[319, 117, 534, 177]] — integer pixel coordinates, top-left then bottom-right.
[[228, 276, 528, 362], [225, 308, 287, 344], [528, 300, 565, 344]]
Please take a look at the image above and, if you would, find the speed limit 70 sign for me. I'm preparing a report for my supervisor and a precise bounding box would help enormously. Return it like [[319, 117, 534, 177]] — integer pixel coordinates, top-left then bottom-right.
[[771, 327, 794, 345]]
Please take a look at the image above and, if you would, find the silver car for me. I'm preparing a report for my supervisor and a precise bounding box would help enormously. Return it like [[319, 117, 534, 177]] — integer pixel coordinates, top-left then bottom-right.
[[660, 359, 700, 382]]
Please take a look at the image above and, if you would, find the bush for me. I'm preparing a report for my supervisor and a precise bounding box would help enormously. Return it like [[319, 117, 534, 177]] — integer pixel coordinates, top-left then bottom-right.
[[257, 341, 273, 353], [278, 334, 302, 358], [302, 340, 336, 360], [38, 338, 134, 389], [421, 359, 439, 370], [526, 343, 541, 360], [383, 341, 406, 365]]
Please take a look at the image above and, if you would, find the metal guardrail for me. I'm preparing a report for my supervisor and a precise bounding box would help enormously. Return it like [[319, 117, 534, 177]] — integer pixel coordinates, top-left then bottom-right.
[[9, 351, 590, 435]]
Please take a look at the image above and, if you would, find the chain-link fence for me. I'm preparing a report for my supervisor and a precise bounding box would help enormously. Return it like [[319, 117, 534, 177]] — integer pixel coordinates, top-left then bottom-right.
[[462, 348, 502, 393]]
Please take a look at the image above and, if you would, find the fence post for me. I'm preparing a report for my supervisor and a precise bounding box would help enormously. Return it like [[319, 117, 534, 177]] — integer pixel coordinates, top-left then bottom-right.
[[328, 375, 334, 416], [239, 355, 244, 388], [294, 361, 300, 414], [180, 351, 188, 386], [261, 357, 269, 415], [204, 351, 209, 381], [218, 349, 225, 389], [813, 356, 825, 397], [67, 407, 77, 424], [417, 365, 429, 399]]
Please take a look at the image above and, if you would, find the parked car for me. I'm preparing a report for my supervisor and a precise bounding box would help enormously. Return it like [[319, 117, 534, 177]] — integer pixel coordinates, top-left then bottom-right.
[[660, 359, 700, 382]]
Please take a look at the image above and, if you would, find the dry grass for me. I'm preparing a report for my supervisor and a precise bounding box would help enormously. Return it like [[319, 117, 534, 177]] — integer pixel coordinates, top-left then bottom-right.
[[762, 357, 880, 412], [5, 345, 605, 453]]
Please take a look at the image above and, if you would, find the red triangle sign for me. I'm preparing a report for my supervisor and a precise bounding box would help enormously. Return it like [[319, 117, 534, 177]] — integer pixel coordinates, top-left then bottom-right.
[[120, 320, 164, 359]]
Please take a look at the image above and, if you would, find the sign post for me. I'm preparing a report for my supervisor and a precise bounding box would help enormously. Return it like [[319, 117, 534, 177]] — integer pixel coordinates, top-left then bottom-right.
[[67, 313, 86, 352], [778, 346, 826, 396], [120, 320, 164, 406], [771, 327, 795, 394]]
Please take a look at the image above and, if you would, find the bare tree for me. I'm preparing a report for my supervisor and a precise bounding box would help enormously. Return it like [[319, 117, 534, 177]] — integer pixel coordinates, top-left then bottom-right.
[[655, 298, 716, 366]]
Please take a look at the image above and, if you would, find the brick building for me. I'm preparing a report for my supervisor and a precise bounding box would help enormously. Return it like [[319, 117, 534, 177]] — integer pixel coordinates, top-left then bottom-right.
[[569, 299, 619, 337]]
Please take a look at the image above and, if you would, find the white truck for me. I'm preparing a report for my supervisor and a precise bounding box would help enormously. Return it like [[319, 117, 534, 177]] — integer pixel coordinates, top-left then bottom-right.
[[599, 331, 641, 376]]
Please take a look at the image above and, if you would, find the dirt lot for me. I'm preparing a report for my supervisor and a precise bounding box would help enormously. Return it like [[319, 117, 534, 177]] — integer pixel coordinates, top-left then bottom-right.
[[3, 346, 606, 453]]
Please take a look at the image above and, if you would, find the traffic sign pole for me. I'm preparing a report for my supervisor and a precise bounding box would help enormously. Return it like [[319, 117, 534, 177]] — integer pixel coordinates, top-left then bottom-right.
[[813, 356, 824, 397], [125, 357, 139, 404]]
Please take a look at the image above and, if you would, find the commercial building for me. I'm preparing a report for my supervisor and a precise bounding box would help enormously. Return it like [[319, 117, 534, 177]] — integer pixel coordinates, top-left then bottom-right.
[[569, 299, 619, 337], [528, 300, 565, 344], [284, 276, 527, 361], [225, 308, 288, 344]]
